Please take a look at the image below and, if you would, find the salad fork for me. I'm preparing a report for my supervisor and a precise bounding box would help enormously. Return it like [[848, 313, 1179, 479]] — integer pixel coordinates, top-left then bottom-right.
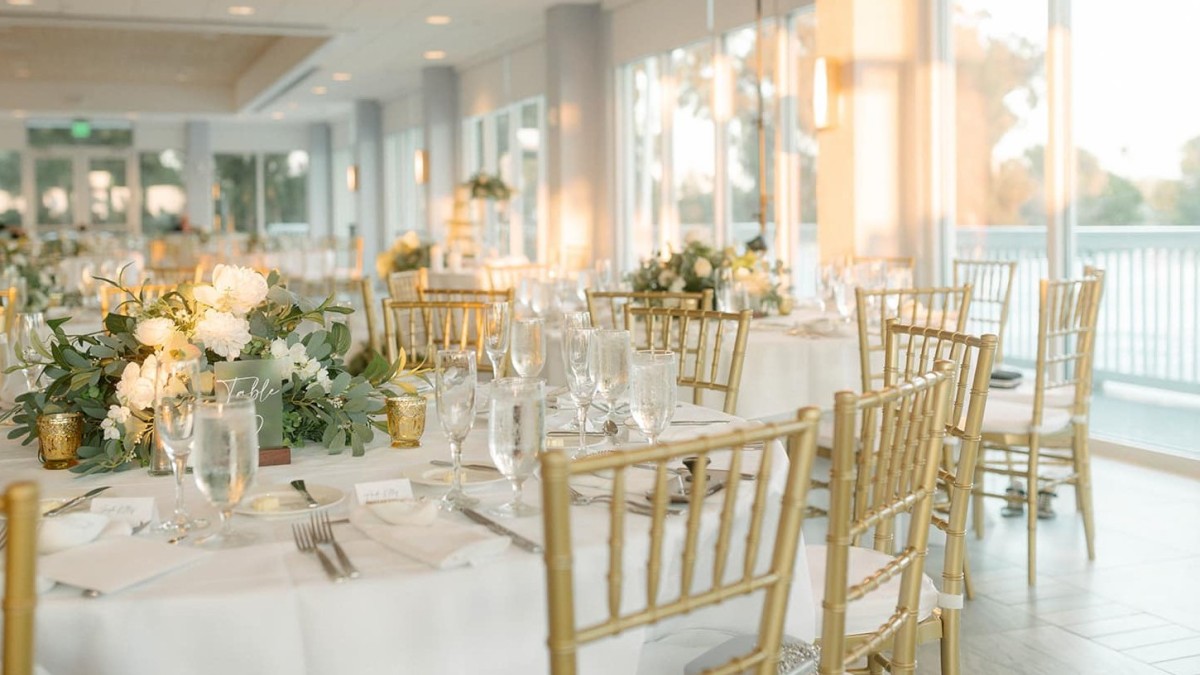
[[292, 523, 345, 583], [312, 513, 359, 579]]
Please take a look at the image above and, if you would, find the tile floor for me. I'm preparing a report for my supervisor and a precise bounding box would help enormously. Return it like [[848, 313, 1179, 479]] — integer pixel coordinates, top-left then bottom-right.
[[803, 453, 1200, 674]]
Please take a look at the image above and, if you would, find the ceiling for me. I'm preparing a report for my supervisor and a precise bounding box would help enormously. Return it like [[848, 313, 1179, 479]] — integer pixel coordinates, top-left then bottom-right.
[[0, 0, 571, 121]]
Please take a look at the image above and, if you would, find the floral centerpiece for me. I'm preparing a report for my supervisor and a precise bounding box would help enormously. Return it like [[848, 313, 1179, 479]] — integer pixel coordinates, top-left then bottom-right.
[[627, 238, 722, 294], [5, 265, 404, 474], [726, 250, 789, 314], [463, 172, 512, 201], [1, 240, 59, 311], [376, 230, 432, 278]]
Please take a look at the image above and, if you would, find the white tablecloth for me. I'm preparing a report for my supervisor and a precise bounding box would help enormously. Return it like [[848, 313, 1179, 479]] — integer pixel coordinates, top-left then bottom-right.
[[0, 403, 815, 675]]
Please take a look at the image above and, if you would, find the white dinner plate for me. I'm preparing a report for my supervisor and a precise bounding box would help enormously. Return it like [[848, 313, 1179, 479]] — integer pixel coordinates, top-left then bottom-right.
[[235, 484, 345, 517], [401, 465, 508, 491]]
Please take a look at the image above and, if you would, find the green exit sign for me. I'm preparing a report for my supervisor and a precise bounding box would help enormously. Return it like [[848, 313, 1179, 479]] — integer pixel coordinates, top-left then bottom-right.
[[70, 119, 92, 139]]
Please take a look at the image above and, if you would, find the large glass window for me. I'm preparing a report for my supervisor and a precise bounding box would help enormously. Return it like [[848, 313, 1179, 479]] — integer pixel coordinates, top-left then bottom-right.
[[35, 157, 73, 226], [214, 154, 257, 234], [332, 148, 356, 238], [517, 100, 542, 261], [726, 22, 777, 247], [384, 128, 427, 240], [264, 150, 309, 230], [87, 158, 129, 226], [624, 57, 665, 262], [671, 40, 716, 243], [0, 151, 22, 228], [140, 150, 186, 234]]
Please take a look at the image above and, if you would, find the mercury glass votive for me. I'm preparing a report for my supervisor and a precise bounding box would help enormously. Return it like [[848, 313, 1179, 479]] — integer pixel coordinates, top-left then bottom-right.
[[386, 396, 427, 448], [37, 412, 84, 470]]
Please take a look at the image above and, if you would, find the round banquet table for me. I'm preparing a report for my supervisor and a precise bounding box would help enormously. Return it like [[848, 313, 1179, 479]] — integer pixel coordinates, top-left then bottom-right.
[[0, 401, 816, 675]]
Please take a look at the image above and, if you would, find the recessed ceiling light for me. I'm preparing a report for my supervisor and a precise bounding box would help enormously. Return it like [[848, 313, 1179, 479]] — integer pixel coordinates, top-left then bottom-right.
[[311, 85, 327, 95], [271, 111, 285, 120], [125, 112, 139, 120], [12, 110, 26, 119], [227, 5, 255, 16], [331, 72, 351, 82], [425, 15, 451, 25], [423, 50, 446, 61], [7, 0, 35, 6]]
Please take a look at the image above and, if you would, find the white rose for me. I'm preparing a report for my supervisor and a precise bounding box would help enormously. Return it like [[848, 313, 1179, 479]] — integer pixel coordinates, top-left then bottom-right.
[[669, 277, 686, 293], [657, 270, 675, 287], [100, 405, 132, 441], [269, 339, 291, 360], [198, 265, 269, 315], [134, 317, 177, 348], [313, 369, 333, 392], [692, 257, 713, 278], [194, 310, 252, 360], [297, 358, 320, 380], [115, 356, 158, 411], [193, 284, 220, 308], [401, 230, 421, 249]]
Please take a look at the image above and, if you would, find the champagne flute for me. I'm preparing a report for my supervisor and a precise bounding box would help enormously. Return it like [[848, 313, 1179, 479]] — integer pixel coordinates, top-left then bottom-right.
[[483, 301, 512, 377], [563, 327, 598, 455], [510, 319, 545, 378], [629, 350, 677, 445], [559, 311, 592, 393], [192, 397, 258, 548], [594, 329, 631, 436], [14, 312, 47, 393], [487, 377, 545, 517], [154, 356, 208, 534], [436, 349, 479, 510]]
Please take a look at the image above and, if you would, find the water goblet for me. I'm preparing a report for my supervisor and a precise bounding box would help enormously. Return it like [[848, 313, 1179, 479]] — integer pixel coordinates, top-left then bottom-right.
[[487, 377, 545, 517], [154, 356, 208, 534], [629, 350, 677, 446], [483, 301, 512, 377], [510, 319, 545, 378], [191, 397, 259, 548], [563, 326, 598, 455], [14, 312, 48, 393], [436, 349, 479, 510], [593, 329, 631, 436]]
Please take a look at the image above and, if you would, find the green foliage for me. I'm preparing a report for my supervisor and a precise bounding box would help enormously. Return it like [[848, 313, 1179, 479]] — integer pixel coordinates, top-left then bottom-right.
[[627, 240, 722, 294]]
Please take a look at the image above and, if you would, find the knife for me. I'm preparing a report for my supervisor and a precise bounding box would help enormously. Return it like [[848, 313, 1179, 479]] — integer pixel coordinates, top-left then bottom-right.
[[460, 507, 543, 554], [43, 486, 111, 517]]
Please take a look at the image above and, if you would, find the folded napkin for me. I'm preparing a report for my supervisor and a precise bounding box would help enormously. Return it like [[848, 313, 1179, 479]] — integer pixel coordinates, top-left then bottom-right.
[[39, 513, 132, 555], [350, 507, 510, 569], [368, 498, 439, 527]]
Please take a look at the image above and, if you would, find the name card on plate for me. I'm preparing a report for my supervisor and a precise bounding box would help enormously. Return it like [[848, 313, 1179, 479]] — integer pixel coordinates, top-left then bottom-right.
[[90, 497, 158, 525], [355, 479, 414, 504], [214, 359, 286, 450]]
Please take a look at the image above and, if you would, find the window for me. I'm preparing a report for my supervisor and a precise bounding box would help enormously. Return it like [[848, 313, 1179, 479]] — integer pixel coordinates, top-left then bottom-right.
[[332, 147, 356, 238], [0, 151, 22, 227], [384, 128, 427, 240], [671, 40, 716, 243], [140, 150, 186, 234], [622, 57, 665, 264], [87, 158, 129, 226], [35, 157, 73, 226], [517, 100, 543, 261], [726, 22, 777, 247], [214, 154, 257, 233], [264, 150, 309, 230]]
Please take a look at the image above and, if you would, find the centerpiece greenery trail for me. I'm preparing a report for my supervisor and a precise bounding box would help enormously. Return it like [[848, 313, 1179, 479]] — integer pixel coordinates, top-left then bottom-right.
[[4, 265, 410, 474], [464, 171, 512, 201], [627, 239, 723, 294], [376, 230, 432, 278]]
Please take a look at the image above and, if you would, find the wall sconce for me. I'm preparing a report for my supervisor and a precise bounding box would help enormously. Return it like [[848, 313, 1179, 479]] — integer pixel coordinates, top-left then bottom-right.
[[413, 149, 428, 185], [346, 165, 359, 192], [813, 56, 840, 131]]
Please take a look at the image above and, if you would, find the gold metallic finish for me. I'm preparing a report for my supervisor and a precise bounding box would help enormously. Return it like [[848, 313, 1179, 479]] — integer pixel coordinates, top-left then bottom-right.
[[953, 260, 1017, 363], [586, 289, 714, 330], [99, 283, 176, 317], [2, 481, 39, 675], [0, 286, 18, 333], [855, 284, 973, 391], [36, 412, 84, 470], [417, 287, 514, 305], [385, 396, 427, 448], [486, 263, 551, 292], [386, 268, 428, 302], [381, 299, 504, 373]]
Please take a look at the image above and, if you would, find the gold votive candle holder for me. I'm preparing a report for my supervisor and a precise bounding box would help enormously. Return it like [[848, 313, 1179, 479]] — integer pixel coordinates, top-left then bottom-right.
[[386, 396, 427, 448], [37, 412, 84, 470]]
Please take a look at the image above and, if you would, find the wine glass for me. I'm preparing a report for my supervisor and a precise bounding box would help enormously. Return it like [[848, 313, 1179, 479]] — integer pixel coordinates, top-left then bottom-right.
[[594, 329, 631, 436], [154, 356, 208, 534], [629, 350, 677, 446], [559, 310, 591, 381], [529, 281, 551, 318], [510, 319, 545, 378], [832, 273, 855, 323], [191, 397, 258, 548], [483, 301, 512, 377], [435, 349, 479, 510], [14, 312, 47, 393], [563, 327, 598, 455], [516, 278, 537, 316], [487, 377, 545, 517]]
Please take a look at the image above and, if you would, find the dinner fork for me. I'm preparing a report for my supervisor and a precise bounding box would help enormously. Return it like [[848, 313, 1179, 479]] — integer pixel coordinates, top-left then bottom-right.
[[312, 512, 359, 579], [566, 487, 673, 517], [292, 522, 346, 583]]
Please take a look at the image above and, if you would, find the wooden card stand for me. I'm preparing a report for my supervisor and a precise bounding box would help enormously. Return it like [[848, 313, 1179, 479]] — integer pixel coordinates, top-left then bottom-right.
[[259, 447, 292, 466]]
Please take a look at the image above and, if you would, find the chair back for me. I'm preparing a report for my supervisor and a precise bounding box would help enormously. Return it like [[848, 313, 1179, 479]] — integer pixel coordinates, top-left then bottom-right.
[[625, 307, 752, 414], [853, 256, 915, 276], [387, 269, 428, 302], [541, 407, 823, 675], [1031, 276, 1104, 425], [953, 259, 1016, 362], [99, 283, 175, 316], [358, 279, 379, 355], [380, 299, 493, 371], [855, 284, 972, 391], [0, 286, 18, 334], [418, 288, 514, 305], [587, 289, 714, 330], [486, 263, 550, 292], [818, 361, 956, 675], [3, 481, 38, 675]]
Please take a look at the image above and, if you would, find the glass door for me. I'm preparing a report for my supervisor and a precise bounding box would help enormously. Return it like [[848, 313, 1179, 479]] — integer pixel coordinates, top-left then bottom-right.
[[35, 156, 74, 227], [33, 150, 134, 233], [87, 156, 130, 227]]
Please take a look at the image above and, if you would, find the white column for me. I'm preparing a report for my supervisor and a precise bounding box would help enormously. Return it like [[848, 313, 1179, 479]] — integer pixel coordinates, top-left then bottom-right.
[[354, 100, 386, 277], [1047, 0, 1074, 278], [184, 121, 213, 229], [307, 122, 333, 238], [422, 66, 459, 241]]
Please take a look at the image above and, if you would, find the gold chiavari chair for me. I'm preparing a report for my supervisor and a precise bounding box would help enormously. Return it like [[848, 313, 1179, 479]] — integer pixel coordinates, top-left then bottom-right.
[[418, 287, 514, 305], [953, 260, 1017, 363], [3, 480, 39, 675], [380, 299, 492, 372], [586, 289, 714, 330], [357, 279, 380, 355], [99, 283, 175, 316], [854, 284, 972, 392], [884, 323, 998, 675], [973, 274, 1104, 586], [485, 262, 550, 292], [625, 306, 752, 415], [331, 235, 365, 281], [0, 286, 19, 333], [387, 269, 428, 302], [853, 256, 915, 275], [146, 265, 202, 286], [815, 361, 956, 675], [540, 407, 823, 675]]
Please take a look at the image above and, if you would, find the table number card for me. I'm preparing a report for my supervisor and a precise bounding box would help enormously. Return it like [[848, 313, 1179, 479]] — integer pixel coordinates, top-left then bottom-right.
[[90, 497, 158, 525], [214, 359, 286, 455], [355, 479, 414, 504]]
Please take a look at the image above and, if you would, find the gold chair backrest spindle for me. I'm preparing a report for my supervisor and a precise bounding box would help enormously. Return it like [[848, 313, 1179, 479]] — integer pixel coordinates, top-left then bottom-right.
[[0, 286, 19, 334], [586, 289, 714, 330], [381, 299, 495, 372], [855, 284, 972, 392], [2, 481, 39, 675], [953, 259, 1016, 363], [387, 269, 428, 302]]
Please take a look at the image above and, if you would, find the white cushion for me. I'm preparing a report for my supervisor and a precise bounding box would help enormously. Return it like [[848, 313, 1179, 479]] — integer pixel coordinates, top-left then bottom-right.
[[981, 398, 1072, 436], [989, 380, 1078, 408], [807, 545, 939, 636], [639, 629, 817, 675]]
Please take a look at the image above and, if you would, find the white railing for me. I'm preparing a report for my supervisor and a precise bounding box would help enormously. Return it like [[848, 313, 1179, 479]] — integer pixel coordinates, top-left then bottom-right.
[[957, 226, 1200, 393]]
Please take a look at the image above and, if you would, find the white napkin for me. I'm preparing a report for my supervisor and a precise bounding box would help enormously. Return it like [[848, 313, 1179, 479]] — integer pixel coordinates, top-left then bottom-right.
[[38, 513, 131, 555], [39, 538, 207, 595], [368, 499, 439, 526], [350, 507, 510, 570]]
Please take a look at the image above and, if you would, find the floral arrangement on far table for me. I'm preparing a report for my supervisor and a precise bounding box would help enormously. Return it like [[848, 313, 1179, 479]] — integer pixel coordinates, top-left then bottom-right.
[[1, 240, 60, 311], [5, 265, 405, 474], [728, 249, 790, 311], [376, 230, 432, 278], [463, 172, 512, 201], [627, 239, 723, 294]]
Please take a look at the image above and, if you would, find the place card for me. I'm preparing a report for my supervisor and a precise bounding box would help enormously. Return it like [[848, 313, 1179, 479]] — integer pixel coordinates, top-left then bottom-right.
[[355, 479, 414, 505], [90, 497, 158, 525]]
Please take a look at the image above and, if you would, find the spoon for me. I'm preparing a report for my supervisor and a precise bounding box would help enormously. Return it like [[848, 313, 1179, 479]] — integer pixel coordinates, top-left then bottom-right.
[[289, 479, 320, 509]]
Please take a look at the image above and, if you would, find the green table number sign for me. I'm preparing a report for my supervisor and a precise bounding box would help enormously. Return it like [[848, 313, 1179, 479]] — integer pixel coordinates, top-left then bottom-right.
[[214, 359, 286, 450]]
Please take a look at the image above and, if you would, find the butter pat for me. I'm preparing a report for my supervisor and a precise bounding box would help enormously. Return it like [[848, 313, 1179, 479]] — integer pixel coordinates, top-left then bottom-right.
[[251, 496, 281, 512]]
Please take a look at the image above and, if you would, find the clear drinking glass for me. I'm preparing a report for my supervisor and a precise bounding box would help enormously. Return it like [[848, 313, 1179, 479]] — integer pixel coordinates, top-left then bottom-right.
[[629, 350, 677, 445], [510, 319, 545, 378], [516, 277, 537, 315], [529, 281, 551, 318], [593, 329, 631, 433], [833, 274, 855, 323], [487, 377, 545, 517], [563, 327, 598, 454], [154, 356, 208, 534], [436, 349, 479, 510], [483, 301, 512, 377], [192, 397, 259, 548], [14, 312, 48, 393]]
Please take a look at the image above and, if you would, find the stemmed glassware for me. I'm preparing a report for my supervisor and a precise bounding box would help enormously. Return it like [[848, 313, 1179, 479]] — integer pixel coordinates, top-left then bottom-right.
[[510, 319, 545, 378], [154, 356, 208, 534], [487, 377, 545, 517], [192, 397, 259, 548], [435, 349, 479, 510], [483, 301, 512, 377], [563, 326, 598, 455], [629, 350, 677, 446], [593, 329, 631, 436], [14, 312, 48, 393]]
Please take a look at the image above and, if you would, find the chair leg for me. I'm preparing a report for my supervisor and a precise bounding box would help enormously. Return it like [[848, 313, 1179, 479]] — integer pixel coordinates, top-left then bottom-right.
[[962, 547, 975, 601], [940, 613, 961, 675], [972, 459, 985, 540], [1073, 426, 1097, 561], [1026, 436, 1041, 586]]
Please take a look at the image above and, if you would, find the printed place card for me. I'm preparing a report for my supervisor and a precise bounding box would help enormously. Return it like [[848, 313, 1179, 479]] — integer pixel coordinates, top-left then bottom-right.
[[355, 479, 414, 505], [90, 497, 158, 525]]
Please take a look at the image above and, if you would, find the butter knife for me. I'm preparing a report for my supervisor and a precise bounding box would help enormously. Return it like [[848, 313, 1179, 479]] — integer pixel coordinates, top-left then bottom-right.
[[460, 507, 543, 554], [44, 486, 111, 517]]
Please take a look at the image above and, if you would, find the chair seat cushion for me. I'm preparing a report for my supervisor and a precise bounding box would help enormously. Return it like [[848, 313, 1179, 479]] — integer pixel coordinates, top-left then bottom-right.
[[807, 545, 939, 636], [637, 629, 818, 675], [989, 380, 1078, 408], [981, 399, 1072, 436]]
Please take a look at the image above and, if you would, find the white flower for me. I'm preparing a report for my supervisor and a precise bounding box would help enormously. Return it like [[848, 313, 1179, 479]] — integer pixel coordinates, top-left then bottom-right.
[[401, 230, 421, 250], [194, 265, 269, 315], [100, 405, 131, 441], [296, 358, 320, 380], [134, 317, 178, 348], [692, 257, 713, 278], [115, 355, 158, 411], [309, 369, 333, 393], [194, 310, 252, 360], [684, 228, 710, 246], [669, 277, 686, 293], [657, 270, 675, 287]]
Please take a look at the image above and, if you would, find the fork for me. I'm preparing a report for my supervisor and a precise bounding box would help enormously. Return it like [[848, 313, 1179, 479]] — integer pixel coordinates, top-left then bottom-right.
[[312, 512, 359, 579], [292, 522, 346, 583], [0, 523, 6, 551], [567, 487, 673, 517]]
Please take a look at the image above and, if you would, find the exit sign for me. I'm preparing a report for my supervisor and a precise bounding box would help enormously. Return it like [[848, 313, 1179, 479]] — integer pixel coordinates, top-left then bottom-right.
[[70, 119, 92, 139]]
